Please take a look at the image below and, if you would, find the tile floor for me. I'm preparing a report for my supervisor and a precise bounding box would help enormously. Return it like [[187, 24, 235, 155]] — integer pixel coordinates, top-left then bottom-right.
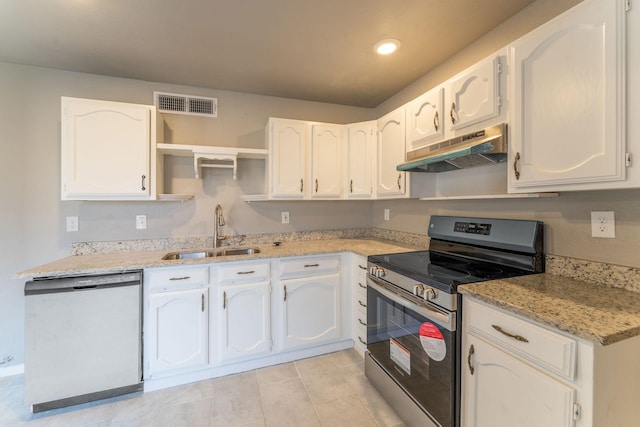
[[0, 349, 405, 427]]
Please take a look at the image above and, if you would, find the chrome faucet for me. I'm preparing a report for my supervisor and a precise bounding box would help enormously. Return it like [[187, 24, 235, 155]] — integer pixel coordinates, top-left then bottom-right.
[[213, 204, 227, 249]]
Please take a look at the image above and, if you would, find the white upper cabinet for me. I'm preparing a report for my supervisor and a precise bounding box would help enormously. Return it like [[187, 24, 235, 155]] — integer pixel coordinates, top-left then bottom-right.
[[268, 118, 308, 198], [406, 86, 445, 151], [61, 97, 155, 200], [311, 124, 342, 198], [344, 121, 376, 199], [508, 0, 627, 192], [448, 54, 502, 132], [377, 107, 408, 198]]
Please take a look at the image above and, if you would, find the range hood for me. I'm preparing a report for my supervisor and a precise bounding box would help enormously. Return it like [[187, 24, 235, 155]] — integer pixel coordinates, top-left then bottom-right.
[[397, 123, 507, 173]]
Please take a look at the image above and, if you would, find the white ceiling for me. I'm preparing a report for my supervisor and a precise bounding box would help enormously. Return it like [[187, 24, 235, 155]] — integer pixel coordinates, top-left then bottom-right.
[[0, 0, 537, 107]]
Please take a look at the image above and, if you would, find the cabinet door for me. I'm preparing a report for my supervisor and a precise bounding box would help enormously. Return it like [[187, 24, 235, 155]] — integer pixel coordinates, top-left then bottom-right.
[[345, 121, 376, 199], [269, 118, 307, 198], [279, 273, 341, 350], [61, 97, 152, 200], [448, 55, 500, 131], [311, 124, 342, 198], [147, 288, 208, 377], [508, 0, 626, 191], [377, 107, 407, 197], [406, 86, 445, 151], [463, 335, 575, 427], [217, 282, 271, 363]]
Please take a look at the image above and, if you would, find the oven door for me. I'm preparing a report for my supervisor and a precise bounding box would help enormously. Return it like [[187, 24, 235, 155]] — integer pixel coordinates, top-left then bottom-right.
[[367, 275, 456, 427]]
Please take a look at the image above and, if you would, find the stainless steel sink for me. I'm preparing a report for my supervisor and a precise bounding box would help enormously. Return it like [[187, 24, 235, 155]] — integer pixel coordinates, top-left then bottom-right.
[[162, 247, 260, 260]]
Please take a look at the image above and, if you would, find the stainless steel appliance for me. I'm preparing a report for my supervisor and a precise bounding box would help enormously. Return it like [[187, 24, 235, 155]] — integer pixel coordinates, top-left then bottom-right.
[[365, 216, 543, 427], [24, 271, 143, 412], [397, 123, 507, 173]]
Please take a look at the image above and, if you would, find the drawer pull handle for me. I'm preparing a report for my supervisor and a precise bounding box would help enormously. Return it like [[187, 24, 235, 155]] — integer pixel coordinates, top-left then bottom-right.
[[315, 179, 319, 193], [358, 282, 367, 289], [450, 102, 456, 124], [468, 344, 475, 375], [284, 285, 288, 302], [236, 270, 255, 275], [201, 293, 205, 312], [304, 264, 320, 268], [358, 336, 367, 345], [169, 276, 190, 281], [397, 173, 401, 190], [492, 324, 529, 343], [358, 300, 367, 308], [433, 110, 439, 131], [358, 318, 367, 326], [358, 264, 367, 270], [350, 179, 353, 193], [223, 291, 227, 309], [300, 179, 304, 193], [513, 152, 521, 180], [141, 175, 146, 191]]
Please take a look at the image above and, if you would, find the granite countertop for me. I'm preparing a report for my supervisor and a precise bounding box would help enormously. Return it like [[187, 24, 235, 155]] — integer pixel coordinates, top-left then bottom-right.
[[459, 273, 640, 346], [16, 238, 420, 279]]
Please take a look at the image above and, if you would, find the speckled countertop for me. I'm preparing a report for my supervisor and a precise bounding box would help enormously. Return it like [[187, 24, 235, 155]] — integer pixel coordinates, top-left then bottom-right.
[[459, 274, 640, 346], [16, 238, 420, 279]]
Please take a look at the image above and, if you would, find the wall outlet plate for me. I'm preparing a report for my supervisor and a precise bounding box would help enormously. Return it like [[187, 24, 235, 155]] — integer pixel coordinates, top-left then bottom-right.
[[384, 209, 390, 221], [136, 215, 147, 230], [66, 216, 79, 232], [591, 211, 615, 238], [281, 212, 290, 224]]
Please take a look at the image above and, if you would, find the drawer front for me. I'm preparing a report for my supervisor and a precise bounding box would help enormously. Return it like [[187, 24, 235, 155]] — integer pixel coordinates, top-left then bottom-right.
[[145, 266, 209, 292], [465, 299, 576, 381], [279, 255, 340, 279], [215, 261, 271, 284]]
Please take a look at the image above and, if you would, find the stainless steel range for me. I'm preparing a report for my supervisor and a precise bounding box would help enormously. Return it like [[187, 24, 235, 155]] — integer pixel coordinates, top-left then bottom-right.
[[365, 215, 544, 427]]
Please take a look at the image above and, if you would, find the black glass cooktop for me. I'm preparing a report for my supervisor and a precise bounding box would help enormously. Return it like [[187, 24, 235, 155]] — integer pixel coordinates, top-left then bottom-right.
[[368, 250, 535, 289]]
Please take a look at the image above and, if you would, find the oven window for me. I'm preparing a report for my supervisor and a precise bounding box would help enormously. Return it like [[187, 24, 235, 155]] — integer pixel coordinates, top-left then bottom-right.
[[367, 284, 455, 427]]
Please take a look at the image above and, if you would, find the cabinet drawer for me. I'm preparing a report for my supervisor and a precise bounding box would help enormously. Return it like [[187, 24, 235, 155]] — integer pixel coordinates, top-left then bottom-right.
[[215, 261, 270, 284], [279, 255, 340, 279], [145, 266, 209, 292], [465, 299, 576, 381]]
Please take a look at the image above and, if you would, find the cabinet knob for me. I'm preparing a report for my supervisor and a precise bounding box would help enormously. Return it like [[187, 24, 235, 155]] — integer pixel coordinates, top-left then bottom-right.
[[433, 110, 439, 132], [513, 152, 521, 180], [450, 102, 456, 124]]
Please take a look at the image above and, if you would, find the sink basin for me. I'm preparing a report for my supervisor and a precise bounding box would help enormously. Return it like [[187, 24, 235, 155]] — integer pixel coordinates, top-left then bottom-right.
[[162, 247, 260, 260]]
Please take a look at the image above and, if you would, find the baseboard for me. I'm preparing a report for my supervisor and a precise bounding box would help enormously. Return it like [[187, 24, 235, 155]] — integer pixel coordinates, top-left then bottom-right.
[[0, 363, 24, 377]]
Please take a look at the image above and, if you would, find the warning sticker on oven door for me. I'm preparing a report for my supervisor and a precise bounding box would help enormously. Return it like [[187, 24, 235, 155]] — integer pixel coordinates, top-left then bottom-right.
[[389, 338, 411, 375], [420, 322, 446, 361]]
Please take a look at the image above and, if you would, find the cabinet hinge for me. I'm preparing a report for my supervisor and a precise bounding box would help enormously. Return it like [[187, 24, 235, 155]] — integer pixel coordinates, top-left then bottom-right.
[[626, 152, 632, 167], [573, 403, 581, 421]]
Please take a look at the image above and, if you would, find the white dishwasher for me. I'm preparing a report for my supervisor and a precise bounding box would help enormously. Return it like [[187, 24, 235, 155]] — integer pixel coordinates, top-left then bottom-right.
[[24, 271, 143, 412]]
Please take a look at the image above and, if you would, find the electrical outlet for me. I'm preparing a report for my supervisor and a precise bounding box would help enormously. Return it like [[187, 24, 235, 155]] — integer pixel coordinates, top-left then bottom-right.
[[66, 216, 79, 232], [384, 209, 390, 221], [136, 215, 147, 230], [281, 212, 290, 224], [591, 211, 615, 238]]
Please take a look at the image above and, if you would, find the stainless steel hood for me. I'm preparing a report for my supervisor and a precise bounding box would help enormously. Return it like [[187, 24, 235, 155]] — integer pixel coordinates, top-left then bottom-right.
[[397, 123, 507, 173]]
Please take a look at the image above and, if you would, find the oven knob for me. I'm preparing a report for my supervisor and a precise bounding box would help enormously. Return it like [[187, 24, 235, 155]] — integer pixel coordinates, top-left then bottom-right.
[[423, 287, 437, 301], [370, 266, 385, 278]]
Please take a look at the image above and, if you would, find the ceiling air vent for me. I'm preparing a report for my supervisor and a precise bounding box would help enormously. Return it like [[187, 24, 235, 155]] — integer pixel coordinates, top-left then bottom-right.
[[154, 91, 217, 117]]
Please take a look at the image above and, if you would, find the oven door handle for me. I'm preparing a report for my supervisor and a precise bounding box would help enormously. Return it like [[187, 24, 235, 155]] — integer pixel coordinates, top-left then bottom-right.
[[367, 276, 456, 332]]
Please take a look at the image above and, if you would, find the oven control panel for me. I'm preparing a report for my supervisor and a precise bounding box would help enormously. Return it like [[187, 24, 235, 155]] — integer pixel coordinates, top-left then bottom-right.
[[454, 221, 491, 235]]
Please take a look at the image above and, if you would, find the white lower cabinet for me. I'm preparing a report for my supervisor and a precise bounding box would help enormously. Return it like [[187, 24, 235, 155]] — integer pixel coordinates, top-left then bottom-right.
[[276, 255, 342, 351], [146, 286, 209, 378], [214, 261, 272, 363], [462, 297, 640, 427], [216, 282, 271, 363], [350, 254, 368, 355], [464, 334, 576, 427]]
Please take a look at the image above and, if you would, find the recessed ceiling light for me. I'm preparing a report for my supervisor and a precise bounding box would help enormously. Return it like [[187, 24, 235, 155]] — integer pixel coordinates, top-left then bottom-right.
[[374, 39, 401, 55]]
